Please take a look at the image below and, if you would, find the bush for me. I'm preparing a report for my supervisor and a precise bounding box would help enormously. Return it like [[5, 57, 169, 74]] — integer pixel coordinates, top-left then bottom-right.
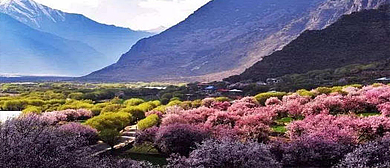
[[0, 115, 92, 167], [281, 136, 354, 167], [180, 101, 193, 110], [58, 100, 94, 110], [336, 136, 390, 168], [191, 99, 202, 108], [91, 107, 103, 116], [138, 102, 156, 112], [22, 105, 42, 114], [201, 98, 216, 107], [167, 100, 182, 107], [99, 129, 120, 147], [124, 98, 145, 106], [316, 87, 332, 94], [0, 115, 149, 167], [215, 97, 230, 102], [135, 127, 159, 145], [137, 114, 160, 130], [155, 124, 209, 156], [58, 122, 98, 145], [154, 105, 167, 113], [150, 100, 161, 107], [67, 92, 84, 100], [41, 109, 93, 123], [255, 92, 287, 105], [296, 89, 315, 97], [101, 104, 123, 113], [2, 100, 25, 111], [85, 112, 133, 131], [167, 139, 281, 168], [120, 106, 145, 121]]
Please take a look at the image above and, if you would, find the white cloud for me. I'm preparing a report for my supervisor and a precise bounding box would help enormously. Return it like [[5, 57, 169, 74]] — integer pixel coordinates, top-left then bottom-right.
[[33, 0, 210, 31]]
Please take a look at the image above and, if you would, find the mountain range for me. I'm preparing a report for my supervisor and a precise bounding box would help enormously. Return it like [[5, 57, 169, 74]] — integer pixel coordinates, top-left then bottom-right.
[[225, 5, 390, 83], [83, 0, 389, 82], [0, 0, 153, 76], [0, 12, 106, 75]]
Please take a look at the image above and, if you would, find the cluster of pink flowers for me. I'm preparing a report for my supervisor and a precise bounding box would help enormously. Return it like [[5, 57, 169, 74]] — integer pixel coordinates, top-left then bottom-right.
[[161, 97, 279, 141], [155, 84, 390, 142], [281, 84, 390, 117], [41, 109, 93, 124], [287, 114, 390, 143]]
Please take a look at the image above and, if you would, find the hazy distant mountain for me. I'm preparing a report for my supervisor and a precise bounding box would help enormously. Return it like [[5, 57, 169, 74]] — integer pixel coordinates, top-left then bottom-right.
[[0, 0, 153, 64], [225, 5, 390, 83], [0, 12, 108, 76], [83, 0, 388, 82]]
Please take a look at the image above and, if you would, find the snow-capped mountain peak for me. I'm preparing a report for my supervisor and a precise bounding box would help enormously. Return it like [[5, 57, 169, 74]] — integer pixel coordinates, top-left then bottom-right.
[[0, 0, 65, 28]]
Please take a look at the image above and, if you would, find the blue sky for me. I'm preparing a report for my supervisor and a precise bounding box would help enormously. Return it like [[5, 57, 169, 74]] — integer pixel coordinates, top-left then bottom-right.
[[33, 0, 210, 31]]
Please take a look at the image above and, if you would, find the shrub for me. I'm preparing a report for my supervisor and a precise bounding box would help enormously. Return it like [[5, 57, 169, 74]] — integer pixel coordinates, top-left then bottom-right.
[[135, 126, 159, 145], [302, 94, 345, 116], [378, 102, 390, 116], [336, 136, 390, 168], [0, 115, 150, 167], [99, 129, 120, 147], [22, 105, 42, 114], [155, 124, 209, 156], [201, 98, 216, 107], [255, 92, 287, 105], [124, 98, 145, 106], [109, 97, 123, 104], [2, 100, 25, 111], [153, 105, 167, 112], [137, 114, 160, 130], [215, 97, 230, 102], [286, 114, 357, 143], [180, 101, 193, 110], [281, 136, 354, 167], [85, 112, 132, 131], [316, 87, 332, 94], [91, 107, 103, 116], [138, 102, 156, 112], [331, 86, 348, 95], [67, 92, 84, 100], [235, 113, 272, 142], [58, 122, 98, 145], [296, 89, 315, 97], [191, 99, 202, 108], [282, 94, 310, 118], [101, 104, 123, 113], [41, 109, 93, 123], [265, 97, 282, 106], [167, 139, 281, 168], [167, 100, 182, 107], [0, 115, 93, 167], [150, 100, 161, 107], [287, 114, 390, 143], [120, 106, 145, 121]]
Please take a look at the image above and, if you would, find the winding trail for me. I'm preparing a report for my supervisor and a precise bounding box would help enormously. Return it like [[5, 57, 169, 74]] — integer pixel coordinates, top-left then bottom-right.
[[90, 125, 137, 156]]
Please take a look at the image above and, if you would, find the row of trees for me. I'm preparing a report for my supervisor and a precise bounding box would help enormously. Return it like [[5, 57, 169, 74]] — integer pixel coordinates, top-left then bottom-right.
[[131, 83, 390, 167]]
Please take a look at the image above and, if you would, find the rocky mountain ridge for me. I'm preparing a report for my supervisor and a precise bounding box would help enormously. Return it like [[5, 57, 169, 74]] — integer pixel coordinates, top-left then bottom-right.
[[225, 5, 390, 83], [83, 0, 389, 82]]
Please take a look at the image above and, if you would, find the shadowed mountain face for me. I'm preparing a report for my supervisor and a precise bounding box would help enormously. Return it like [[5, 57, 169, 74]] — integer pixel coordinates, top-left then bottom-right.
[[0, 0, 153, 74], [225, 5, 390, 83], [0, 12, 107, 76], [83, 0, 389, 82]]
